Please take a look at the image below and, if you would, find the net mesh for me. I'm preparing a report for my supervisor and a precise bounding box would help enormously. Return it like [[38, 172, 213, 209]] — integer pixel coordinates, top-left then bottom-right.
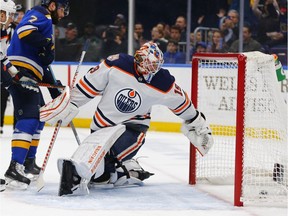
[[194, 52, 287, 205]]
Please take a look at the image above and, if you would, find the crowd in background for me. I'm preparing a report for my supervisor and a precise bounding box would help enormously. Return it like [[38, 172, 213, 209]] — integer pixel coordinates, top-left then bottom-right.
[[50, 0, 287, 65], [7, 0, 288, 65]]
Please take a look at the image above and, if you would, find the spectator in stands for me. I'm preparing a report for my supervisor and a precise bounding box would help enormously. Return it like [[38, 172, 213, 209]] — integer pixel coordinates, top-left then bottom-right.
[[150, 26, 168, 52], [156, 25, 168, 44], [175, 15, 187, 42], [227, 9, 239, 38], [254, 0, 287, 59], [229, 24, 262, 52], [252, 0, 281, 47], [54, 25, 65, 39], [190, 31, 203, 45], [134, 22, 148, 50], [197, 8, 226, 29], [79, 22, 103, 62], [252, 0, 280, 19], [266, 31, 287, 48], [220, 15, 238, 47], [101, 26, 127, 60], [190, 41, 207, 59], [195, 42, 207, 53], [115, 21, 128, 49], [189, 31, 203, 55], [170, 25, 181, 43], [113, 14, 128, 50], [207, 30, 229, 53], [229, 0, 257, 29], [156, 21, 170, 40], [163, 40, 186, 64], [55, 22, 82, 61], [114, 13, 126, 27], [170, 25, 186, 52]]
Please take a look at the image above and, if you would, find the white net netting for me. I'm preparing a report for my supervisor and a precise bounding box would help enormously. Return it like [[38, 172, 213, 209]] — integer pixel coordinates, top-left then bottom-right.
[[194, 52, 287, 205]]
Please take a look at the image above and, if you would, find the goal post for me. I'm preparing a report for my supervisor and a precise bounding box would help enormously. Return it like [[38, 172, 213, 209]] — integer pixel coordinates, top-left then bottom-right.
[[190, 52, 287, 207]]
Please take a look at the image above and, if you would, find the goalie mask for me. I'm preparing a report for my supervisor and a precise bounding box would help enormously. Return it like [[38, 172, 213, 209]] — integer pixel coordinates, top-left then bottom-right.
[[134, 42, 164, 83], [0, 0, 17, 25], [41, 0, 70, 24]]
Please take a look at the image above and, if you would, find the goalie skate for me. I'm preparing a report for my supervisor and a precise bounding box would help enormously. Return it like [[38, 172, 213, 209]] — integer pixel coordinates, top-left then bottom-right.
[[58, 160, 89, 196], [90, 159, 154, 188], [113, 159, 154, 187]]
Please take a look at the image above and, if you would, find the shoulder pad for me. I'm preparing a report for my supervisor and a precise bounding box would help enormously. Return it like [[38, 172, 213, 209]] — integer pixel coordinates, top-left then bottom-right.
[[148, 68, 175, 92]]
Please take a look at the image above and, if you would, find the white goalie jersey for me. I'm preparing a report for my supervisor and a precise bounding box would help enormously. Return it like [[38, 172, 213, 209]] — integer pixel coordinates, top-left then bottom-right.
[[71, 53, 197, 131]]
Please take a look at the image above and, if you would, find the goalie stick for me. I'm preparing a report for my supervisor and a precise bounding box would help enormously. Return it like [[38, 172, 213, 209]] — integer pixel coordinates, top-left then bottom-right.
[[47, 65, 81, 146], [37, 39, 90, 192]]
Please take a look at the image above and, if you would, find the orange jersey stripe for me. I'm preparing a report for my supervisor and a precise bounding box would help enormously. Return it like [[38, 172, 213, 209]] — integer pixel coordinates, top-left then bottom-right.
[[173, 91, 190, 113], [117, 132, 145, 161], [95, 111, 109, 127], [79, 78, 99, 96]]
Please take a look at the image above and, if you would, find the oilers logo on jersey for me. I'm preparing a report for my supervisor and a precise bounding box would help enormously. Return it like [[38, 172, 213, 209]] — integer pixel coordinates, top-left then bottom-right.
[[115, 88, 141, 113]]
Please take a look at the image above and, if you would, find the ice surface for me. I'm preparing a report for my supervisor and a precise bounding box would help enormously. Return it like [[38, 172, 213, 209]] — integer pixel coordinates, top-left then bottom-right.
[[0, 126, 287, 216]]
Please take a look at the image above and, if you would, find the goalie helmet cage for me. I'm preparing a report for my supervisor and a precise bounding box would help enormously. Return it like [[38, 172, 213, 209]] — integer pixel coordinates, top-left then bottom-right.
[[190, 52, 287, 207]]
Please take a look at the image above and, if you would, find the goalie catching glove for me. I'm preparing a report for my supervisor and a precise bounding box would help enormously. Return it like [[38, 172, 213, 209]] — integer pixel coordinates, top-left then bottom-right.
[[181, 110, 213, 156], [40, 86, 79, 126]]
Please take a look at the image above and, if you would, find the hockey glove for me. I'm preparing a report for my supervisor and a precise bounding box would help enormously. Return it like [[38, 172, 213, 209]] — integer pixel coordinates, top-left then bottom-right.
[[39, 40, 55, 66], [1, 58, 17, 87], [181, 111, 214, 156], [2, 58, 19, 77]]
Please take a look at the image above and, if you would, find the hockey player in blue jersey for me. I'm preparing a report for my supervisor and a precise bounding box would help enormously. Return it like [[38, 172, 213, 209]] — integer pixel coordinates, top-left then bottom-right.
[[41, 42, 214, 196], [4, 0, 70, 190]]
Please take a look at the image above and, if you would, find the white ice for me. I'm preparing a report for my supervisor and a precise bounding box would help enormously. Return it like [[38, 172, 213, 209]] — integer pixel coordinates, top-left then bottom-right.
[[0, 125, 287, 216]]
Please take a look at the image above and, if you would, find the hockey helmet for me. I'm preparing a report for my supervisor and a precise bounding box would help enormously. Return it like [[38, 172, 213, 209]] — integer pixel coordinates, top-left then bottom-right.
[[41, 0, 70, 16], [0, 0, 17, 24], [134, 42, 164, 83]]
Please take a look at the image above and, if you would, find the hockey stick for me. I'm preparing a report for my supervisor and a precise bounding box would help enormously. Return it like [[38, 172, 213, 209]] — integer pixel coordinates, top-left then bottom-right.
[[46, 65, 81, 146], [16, 80, 66, 89], [69, 121, 81, 146], [36, 120, 62, 191], [37, 40, 90, 192]]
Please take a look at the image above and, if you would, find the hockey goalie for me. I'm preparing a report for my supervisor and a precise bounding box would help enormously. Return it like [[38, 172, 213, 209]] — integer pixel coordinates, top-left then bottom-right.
[[40, 42, 213, 196]]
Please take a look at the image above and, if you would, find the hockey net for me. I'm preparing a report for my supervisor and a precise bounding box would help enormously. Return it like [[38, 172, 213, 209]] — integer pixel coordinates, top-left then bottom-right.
[[190, 52, 287, 206]]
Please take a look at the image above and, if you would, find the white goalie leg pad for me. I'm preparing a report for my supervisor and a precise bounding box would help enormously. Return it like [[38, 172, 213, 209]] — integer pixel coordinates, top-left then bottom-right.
[[40, 86, 78, 126], [181, 111, 214, 156], [70, 125, 126, 180]]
